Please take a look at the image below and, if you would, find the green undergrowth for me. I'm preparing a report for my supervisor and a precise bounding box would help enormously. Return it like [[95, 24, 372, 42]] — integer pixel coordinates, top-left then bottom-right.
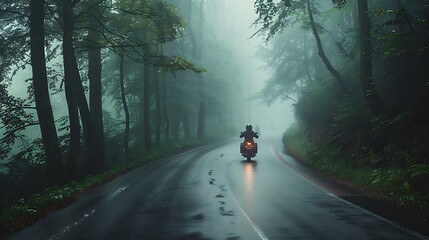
[[283, 124, 429, 215], [0, 140, 208, 237]]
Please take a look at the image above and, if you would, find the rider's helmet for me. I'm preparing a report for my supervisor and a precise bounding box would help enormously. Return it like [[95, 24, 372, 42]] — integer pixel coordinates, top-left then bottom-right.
[[246, 124, 252, 131]]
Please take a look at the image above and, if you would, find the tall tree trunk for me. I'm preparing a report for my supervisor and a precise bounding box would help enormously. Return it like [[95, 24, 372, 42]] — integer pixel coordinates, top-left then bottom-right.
[[197, 0, 206, 139], [183, 108, 190, 139], [143, 57, 152, 150], [30, 0, 64, 185], [76, 67, 96, 175], [170, 73, 181, 139], [62, 0, 96, 177], [197, 75, 205, 139], [154, 65, 161, 146], [61, 0, 81, 180], [181, 74, 190, 139], [87, 4, 105, 172], [119, 53, 130, 158], [305, 0, 347, 92], [303, 32, 313, 83], [139, 65, 145, 146], [162, 71, 170, 145], [185, 0, 205, 139], [358, 0, 384, 113]]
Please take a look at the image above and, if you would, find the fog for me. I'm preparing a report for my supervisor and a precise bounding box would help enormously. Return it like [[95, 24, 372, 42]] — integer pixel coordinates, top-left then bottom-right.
[[6, 0, 295, 141], [5, 0, 426, 190], [0, 0, 300, 207], [1, 0, 429, 236], [199, 0, 295, 136]]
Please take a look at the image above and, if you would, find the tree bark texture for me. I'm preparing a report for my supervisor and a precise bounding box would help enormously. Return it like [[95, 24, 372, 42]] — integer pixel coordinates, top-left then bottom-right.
[[197, 0, 206, 139], [357, 0, 384, 113], [62, 0, 97, 176], [119, 53, 130, 158], [61, 0, 81, 180], [303, 33, 313, 83], [183, 107, 190, 139], [30, 0, 64, 185], [143, 52, 152, 150], [154, 65, 161, 146], [88, 4, 105, 172], [162, 72, 170, 144], [197, 75, 206, 140], [170, 73, 181, 140]]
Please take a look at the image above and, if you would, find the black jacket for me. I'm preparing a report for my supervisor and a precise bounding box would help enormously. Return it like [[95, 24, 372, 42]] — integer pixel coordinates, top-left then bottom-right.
[[240, 130, 259, 142]]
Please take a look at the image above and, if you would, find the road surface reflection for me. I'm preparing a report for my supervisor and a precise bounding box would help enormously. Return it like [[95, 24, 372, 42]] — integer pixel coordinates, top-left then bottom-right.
[[241, 160, 258, 212]]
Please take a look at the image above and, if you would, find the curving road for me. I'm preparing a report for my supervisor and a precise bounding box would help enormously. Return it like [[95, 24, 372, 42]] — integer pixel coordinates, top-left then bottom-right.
[[7, 135, 428, 240]]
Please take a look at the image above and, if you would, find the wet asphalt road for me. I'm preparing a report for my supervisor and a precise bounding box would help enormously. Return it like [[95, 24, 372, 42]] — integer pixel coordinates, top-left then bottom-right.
[[6, 135, 429, 240]]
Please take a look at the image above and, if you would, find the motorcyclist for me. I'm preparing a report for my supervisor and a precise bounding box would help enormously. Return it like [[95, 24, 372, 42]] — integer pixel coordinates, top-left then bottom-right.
[[240, 124, 259, 154], [240, 124, 259, 142]]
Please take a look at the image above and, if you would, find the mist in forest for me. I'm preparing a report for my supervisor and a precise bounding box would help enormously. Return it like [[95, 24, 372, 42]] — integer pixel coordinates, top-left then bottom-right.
[[0, 0, 296, 199], [1, 0, 429, 236]]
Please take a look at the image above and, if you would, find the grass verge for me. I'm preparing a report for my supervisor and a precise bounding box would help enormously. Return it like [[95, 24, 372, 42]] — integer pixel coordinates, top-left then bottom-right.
[[0, 140, 208, 238]]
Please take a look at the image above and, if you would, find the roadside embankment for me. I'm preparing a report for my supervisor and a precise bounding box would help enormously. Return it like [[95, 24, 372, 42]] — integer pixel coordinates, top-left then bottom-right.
[[0, 139, 210, 239], [282, 124, 429, 237]]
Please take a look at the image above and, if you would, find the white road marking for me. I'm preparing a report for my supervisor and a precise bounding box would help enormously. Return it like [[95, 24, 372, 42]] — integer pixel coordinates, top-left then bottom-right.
[[47, 209, 96, 240], [272, 145, 428, 240], [47, 185, 128, 240], [106, 185, 128, 201]]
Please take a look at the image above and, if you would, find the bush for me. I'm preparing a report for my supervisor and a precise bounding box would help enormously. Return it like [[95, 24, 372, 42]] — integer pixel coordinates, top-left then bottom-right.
[[294, 81, 342, 134]]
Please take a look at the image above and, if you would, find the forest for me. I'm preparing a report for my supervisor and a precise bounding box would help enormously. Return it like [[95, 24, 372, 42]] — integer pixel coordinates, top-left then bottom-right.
[[1, 0, 429, 237], [0, 0, 251, 224], [254, 0, 429, 226]]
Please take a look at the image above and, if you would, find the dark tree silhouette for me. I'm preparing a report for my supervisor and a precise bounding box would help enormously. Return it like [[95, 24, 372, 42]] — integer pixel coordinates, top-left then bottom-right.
[[357, 0, 384, 114], [30, 0, 64, 185], [119, 52, 130, 158], [87, 3, 106, 172]]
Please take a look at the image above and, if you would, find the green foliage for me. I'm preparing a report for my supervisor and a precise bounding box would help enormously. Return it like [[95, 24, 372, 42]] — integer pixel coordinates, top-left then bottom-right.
[[253, 0, 307, 41], [332, 97, 369, 130], [331, 0, 347, 9], [410, 164, 429, 179], [0, 0, 29, 84], [373, 6, 429, 57], [283, 125, 429, 213], [160, 56, 206, 73], [294, 81, 342, 132], [0, 83, 36, 159]]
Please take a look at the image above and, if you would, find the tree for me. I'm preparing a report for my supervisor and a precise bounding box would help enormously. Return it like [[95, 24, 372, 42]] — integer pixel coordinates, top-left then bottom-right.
[[153, 53, 162, 146], [58, 0, 81, 180], [87, 1, 105, 171], [254, 0, 348, 92], [119, 52, 131, 157], [305, 0, 347, 92], [97, 0, 201, 153], [357, 0, 384, 113], [143, 41, 152, 150], [331, 0, 385, 113], [59, 0, 97, 179], [196, 0, 206, 139], [29, 0, 64, 184]]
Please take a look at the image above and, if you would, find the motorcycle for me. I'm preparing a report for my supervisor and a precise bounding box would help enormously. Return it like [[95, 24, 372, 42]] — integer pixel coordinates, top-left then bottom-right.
[[240, 140, 257, 161]]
